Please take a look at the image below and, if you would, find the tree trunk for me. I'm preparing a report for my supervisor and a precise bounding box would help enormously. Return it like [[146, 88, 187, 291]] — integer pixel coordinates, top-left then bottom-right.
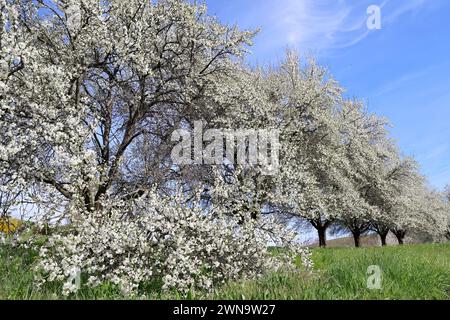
[[310, 219, 330, 248], [379, 231, 388, 246], [393, 230, 406, 245], [352, 231, 361, 247], [318, 227, 327, 248]]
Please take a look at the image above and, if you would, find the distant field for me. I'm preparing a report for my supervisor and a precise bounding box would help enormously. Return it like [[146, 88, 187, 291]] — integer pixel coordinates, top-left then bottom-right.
[[0, 243, 448, 300], [308, 234, 382, 248]]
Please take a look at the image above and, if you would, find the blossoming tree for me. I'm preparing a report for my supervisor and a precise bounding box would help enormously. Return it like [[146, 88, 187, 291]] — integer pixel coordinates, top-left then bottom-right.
[[1, 0, 312, 295], [0, 0, 256, 215]]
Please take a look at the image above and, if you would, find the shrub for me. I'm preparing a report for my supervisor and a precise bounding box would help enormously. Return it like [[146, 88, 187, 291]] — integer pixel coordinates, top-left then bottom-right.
[[0, 217, 22, 234], [34, 191, 312, 296]]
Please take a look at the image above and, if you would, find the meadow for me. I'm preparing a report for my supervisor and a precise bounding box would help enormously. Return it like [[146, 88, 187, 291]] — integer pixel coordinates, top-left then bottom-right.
[[1, 243, 448, 300]]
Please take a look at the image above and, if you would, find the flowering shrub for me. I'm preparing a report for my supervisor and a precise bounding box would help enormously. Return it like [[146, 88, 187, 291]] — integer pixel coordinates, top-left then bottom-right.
[[0, 217, 22, 234], [34, 191, 312, 296]]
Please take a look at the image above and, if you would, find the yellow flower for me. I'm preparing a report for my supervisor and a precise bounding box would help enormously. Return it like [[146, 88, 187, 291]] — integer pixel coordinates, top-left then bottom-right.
[[0, 217, 22, 234]]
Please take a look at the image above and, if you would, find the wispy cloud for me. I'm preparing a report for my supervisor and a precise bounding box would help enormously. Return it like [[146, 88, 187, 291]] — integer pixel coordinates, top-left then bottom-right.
[[247, 0, 437, 53], [384, 0, 427, 24], [372, 60, 450, 98], [419, 145, 449, 162], [429, 164, 450, 190], [271, 0, 367, 49]]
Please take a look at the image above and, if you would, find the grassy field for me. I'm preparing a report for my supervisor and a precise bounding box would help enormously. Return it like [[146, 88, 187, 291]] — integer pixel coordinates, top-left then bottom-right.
[[0, 243, 448, 300]]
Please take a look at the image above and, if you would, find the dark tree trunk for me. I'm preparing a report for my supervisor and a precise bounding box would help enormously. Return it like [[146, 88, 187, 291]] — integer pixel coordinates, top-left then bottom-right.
[[352, 231, 361, 247], [393, 229, 406, 245], [378, 230, 389, 246], [310, 219, 331, 248], [380, 233, 387, 246], [396, 235, 404, 245], [318, 226, 327, 248]]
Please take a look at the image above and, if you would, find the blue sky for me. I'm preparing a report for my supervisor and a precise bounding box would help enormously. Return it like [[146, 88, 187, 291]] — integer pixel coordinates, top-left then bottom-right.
[[205, 0, 450, 191]]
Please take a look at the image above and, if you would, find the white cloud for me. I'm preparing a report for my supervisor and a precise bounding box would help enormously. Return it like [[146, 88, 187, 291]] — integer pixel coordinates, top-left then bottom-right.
[[248, 0, 435, 53]]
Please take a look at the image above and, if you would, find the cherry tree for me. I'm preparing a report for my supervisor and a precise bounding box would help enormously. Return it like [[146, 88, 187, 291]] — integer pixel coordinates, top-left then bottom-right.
[[327, 99, 388, 247], [234, 51, 391, 248], [0, 0, 318, 296], [361, 143, 420, 246], [1, 0, 256, 217], [254, 51, 347, 247], [374, 158, 419, 245], [389, 187, 443, 244]]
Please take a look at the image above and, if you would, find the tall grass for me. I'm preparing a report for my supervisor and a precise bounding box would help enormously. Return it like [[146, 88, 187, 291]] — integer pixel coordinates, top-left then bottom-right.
[[212, 244, 449, 300], [0, 243, 448, 300]]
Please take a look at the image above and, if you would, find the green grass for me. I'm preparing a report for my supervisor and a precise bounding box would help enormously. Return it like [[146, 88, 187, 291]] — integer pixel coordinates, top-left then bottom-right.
[[0, 243, 449, 300], [213, 244, 450, 300]]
